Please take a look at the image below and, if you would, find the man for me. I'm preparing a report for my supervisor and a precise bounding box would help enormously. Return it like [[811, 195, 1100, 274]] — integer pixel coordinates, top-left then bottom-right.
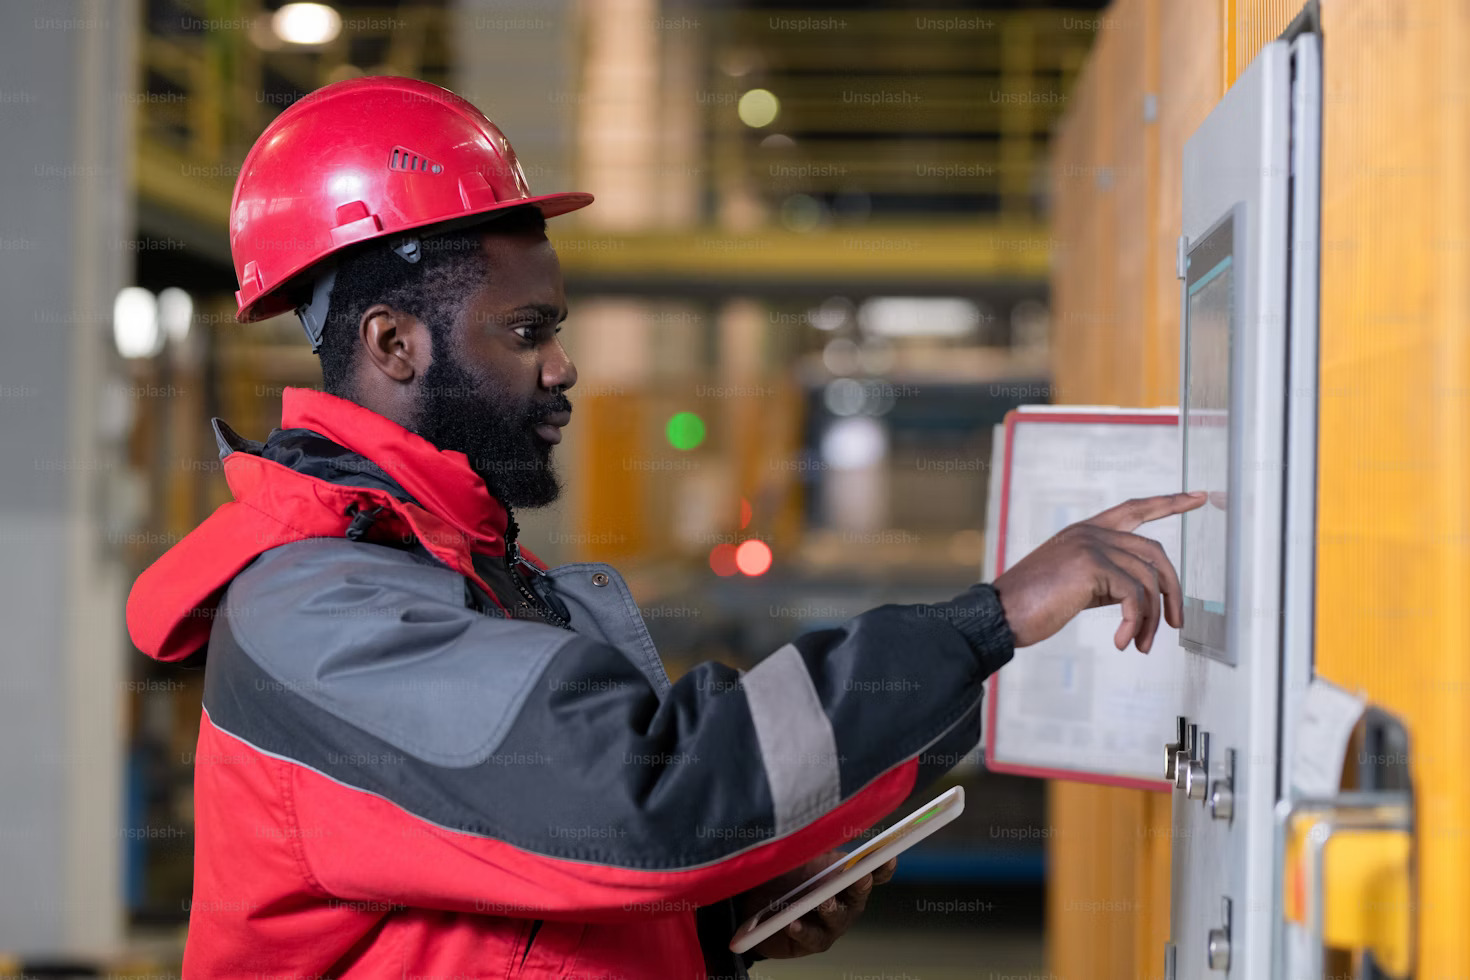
[[127, 77, 1202, 978]]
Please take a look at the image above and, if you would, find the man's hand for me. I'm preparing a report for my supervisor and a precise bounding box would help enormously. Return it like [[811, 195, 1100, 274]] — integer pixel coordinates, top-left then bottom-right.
[[742, 854, 898, 959], [992, 491, 1205, 653]]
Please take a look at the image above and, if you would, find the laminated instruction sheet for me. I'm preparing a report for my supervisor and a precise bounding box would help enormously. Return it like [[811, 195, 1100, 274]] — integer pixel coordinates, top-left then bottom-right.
[[984, 407, 1187, 789]]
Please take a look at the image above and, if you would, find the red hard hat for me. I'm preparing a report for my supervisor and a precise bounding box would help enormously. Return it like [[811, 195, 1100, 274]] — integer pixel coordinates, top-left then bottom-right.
[[229, 75, 593, 324]]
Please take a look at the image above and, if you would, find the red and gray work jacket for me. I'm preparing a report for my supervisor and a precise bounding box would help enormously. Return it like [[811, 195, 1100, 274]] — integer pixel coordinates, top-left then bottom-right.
[[126, 387, 1015, 979]]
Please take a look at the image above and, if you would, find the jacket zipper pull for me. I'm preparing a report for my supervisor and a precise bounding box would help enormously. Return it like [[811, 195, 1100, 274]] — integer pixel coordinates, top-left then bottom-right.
[[502, 506, 572, 628], [344, 503, 386, 541], [514, 556, 573, 625]]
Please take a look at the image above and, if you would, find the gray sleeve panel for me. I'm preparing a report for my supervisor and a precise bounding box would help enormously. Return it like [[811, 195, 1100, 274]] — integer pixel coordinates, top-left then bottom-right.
[[221, 538, 577, 768], [739, 643, 842, 836]]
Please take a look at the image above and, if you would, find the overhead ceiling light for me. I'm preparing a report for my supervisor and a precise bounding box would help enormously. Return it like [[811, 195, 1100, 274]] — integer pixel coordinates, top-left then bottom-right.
[[272, 3, 342, 46], [821, 337, 861, 375], [858, 297, 980, 339], [737, 89, 780, 128], [720, 50, 761, 78], [779, 193, 824, 233], [157, 288, 193, 343], [113, 287, 161, 359], [820, 415, 887, 471], [807, 296, 853, 331], [823, 378, 866, 417]]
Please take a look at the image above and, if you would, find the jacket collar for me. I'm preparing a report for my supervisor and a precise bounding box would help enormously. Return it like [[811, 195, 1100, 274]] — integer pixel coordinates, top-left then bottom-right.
[[280, 387, 510, 555]]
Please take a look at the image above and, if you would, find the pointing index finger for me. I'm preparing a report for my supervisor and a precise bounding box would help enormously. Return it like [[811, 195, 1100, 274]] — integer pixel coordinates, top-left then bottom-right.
[[1088, 492, 1207, 532]]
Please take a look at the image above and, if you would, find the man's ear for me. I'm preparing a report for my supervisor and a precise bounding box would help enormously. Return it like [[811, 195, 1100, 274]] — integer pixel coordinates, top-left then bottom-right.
[[359, 304, 427, 383]]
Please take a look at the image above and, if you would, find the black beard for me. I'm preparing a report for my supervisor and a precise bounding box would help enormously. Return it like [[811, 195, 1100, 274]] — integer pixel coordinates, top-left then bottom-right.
[[413, 350, 570, 509]]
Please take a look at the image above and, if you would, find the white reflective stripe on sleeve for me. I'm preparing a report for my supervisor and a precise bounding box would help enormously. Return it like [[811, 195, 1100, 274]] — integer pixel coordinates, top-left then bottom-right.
[[740, 643, 841, 835]]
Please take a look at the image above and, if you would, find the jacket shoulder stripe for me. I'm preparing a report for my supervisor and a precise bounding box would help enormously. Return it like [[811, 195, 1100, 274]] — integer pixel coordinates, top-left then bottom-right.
[[740, 644, 841, 835]]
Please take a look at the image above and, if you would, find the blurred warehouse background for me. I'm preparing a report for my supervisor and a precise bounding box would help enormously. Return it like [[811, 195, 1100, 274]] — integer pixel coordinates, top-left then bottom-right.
[[5, 0, 1468, 977], [3, 1, 1099, 974]]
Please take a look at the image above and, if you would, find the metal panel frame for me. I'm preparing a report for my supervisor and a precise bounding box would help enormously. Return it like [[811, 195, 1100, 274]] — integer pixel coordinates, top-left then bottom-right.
[[1278, 32, 1322, 810], [1172, 35, 1305, 979]]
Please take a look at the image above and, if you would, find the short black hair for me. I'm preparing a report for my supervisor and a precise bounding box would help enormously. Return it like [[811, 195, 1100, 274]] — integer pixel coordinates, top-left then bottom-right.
[[315, 206, 548, 398]]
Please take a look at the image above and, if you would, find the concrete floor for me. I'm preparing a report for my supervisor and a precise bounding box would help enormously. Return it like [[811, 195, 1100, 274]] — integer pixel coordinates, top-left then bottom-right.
[[750, 928, 1046, 980]]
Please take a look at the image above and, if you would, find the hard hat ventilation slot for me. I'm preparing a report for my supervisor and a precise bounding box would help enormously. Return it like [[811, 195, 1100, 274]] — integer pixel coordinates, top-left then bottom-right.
[[389, 146, 443, 174]]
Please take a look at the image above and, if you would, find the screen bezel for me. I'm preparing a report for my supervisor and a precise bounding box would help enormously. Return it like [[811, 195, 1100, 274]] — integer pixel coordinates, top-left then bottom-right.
[[1179, 206, 1239, 663]]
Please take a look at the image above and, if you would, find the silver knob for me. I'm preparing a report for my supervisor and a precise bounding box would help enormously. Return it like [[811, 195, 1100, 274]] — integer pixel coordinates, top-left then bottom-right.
[[1175, 724, 1198, 789], [1207, 896, 1232, 972], [1164, 716, 1187, 780], [1206, 928, 1231, 970], [1210, 781, 1234, 821], [1186, 760, 1207, 800], [1211, 748, 1236, 822]]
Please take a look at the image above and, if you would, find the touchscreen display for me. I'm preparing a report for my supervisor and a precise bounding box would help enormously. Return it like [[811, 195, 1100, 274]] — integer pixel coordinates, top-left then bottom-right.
[[1181, 214, 1234, 660]]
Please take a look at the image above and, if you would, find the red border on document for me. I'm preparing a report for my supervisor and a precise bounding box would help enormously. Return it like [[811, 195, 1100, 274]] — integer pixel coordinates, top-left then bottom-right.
[[984, 408, 1179, 791]]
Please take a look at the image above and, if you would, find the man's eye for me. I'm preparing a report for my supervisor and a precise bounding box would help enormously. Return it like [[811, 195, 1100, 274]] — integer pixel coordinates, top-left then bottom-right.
[[513, 322, 562, 341]]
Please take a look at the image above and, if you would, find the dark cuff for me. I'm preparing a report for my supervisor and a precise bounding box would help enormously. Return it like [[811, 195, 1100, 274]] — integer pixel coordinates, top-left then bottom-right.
[[697, 898, 755, 978], [929, 583, 1015, 677]]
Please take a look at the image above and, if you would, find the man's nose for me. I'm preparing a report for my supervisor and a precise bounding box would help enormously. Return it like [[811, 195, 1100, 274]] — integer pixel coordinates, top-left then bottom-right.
[[542, 340, 577, 393]]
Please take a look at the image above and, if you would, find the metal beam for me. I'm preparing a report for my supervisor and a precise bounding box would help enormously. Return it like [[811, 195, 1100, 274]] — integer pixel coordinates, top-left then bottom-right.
[[551, 224, 1051, 292]]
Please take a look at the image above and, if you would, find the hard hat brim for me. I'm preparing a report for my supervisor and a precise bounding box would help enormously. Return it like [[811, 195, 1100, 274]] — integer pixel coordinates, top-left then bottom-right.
[[523, 190, 596, 220], [235, 190, 595, 324]]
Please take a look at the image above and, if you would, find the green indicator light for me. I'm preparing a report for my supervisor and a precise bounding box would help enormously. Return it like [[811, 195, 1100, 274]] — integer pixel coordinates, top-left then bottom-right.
[[666, 411, 706, 451]]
